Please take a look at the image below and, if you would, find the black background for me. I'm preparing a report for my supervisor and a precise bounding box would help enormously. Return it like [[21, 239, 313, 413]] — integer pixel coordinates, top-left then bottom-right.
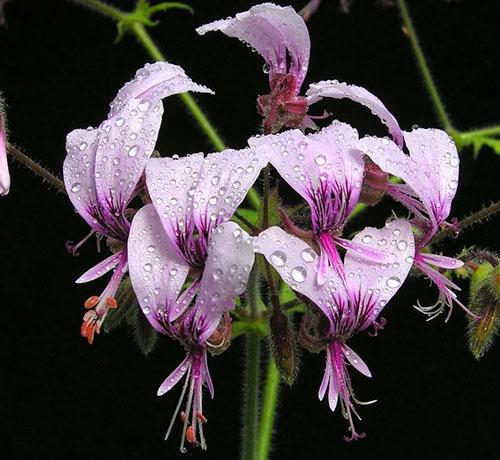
[[1, 0, 499, 459]]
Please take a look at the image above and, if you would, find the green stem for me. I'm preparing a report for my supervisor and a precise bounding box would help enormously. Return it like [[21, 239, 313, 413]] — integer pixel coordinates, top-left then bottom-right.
[[7, 144, 67, 194], [72, 0, 125, 20], [396, 0, 452, 131], [257, 357, 280, 460], [72, 0, 260, 209], [242, 266, 261, 460], [432, 201, 500, 245], [459, 125, 500, 140]]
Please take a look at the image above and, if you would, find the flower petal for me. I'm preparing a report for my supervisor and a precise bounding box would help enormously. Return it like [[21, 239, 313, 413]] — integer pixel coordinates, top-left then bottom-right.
[[342, 343, 372, 378], [197, 3, 310, 89], [249, 125, 363, 226], [128, 204, 190, 333], [343, 218, 414, 324], [194, 222, 255, 343], [0, 101, 10, 196], [63, 128, 102, 230], [403, 128, 459, 226], [254, 226, 345, 323], [75, 251, 124, 284], [109, 62, 213, 118], [147, 149, 266, 246], [306, 80, 403, 147], [419, 252, 463, 270], [157, 356, 191, 396], [94, 97, 164, 218]]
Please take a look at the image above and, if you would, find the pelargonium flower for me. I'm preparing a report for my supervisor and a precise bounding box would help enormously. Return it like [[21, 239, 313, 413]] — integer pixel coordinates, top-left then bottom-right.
[[254, 218, 414, 440], [0, 93, 10, 196], [197, 2, 402, 141], [354, 128, 474, 319], [249, 125, 388, 284], [128, 145, 265, 449], [63, 62, 212, 343]]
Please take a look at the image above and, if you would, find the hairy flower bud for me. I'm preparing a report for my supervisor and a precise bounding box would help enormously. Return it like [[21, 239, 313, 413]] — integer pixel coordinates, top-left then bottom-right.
[[467, 262, 500, 360], [359, 160, 388, 205], [269, 308, 299, 385]]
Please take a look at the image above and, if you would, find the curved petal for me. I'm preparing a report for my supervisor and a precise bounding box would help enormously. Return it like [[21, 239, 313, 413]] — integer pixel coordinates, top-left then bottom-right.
[[128, 204, 190, 333], [63, 128, 102, 231], [254, 226, 345, 323], [94, 98, 164, 217], [157, 356, 191, 396], [249, 125, 362, 226], [0, 104, 10, 196], [419, 252, 463, 270], [194, 222, 255, 342], [343, 218, 414, 324], [342, 343, 371, 378], [197, 3, 310, 89], [403, 128, 459, 225], [75, 251, 124, 284], [109, 62, 213, 118], [147, 149, 266, 246], [306, 80, 403, 147]]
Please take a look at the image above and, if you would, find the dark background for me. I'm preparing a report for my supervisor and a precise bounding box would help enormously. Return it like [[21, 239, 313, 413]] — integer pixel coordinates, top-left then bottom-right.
[[1, 0, 499, 458]]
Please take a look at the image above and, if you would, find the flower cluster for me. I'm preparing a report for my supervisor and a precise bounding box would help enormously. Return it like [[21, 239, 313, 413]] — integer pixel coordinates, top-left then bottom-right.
[[63, 2, 470, 450]]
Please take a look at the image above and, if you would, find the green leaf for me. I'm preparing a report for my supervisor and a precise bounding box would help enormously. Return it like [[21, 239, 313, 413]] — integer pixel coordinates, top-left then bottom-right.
[[103, 277, 138, 334], [128, 305, 159, 356]]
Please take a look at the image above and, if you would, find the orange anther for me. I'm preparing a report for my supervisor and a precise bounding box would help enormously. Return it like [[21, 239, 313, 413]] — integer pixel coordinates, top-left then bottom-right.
[[197, 412, 207, 423], [85, 323, 95, 345], [106, 297, 118, 309], [80, 321, 88, 338], [185, 425, 196, 444], [84, 295, 100, 309], [180, 411, 187, 423]]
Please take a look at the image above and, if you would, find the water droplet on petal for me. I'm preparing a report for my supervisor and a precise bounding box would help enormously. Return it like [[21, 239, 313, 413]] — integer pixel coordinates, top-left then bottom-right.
[[362, 234, 373, 244], [143, 263, 152, 272], [386, 276, 401, 288], [128, 145, 140, 157], [270, 250, 287, 267], [397, 241, 407, 251], [315, 154, 326, 166], [71, 183, 82, 193], [291, 266, 307, 283], [300, 248, 316, 263]]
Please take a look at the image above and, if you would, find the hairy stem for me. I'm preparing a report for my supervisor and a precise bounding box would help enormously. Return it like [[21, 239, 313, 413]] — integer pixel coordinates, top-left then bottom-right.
[[432, 201, 500, 245], [242, 266, 261, 460], [396, 0, 452, 131], [257, 357, 280, 460], [459, 126, 500, 140], [71, 0, 125, 20], [7, 144, 66, 194]]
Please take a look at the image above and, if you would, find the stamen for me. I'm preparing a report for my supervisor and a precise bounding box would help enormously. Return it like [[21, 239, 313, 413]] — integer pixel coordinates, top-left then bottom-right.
[[164, 365, 192, 443], [179, 372, 195, 453], [106, 297, 118, 308], [185, 425, 196, 444], [197, 412, 207, 423], [84, 295, 100, 309]]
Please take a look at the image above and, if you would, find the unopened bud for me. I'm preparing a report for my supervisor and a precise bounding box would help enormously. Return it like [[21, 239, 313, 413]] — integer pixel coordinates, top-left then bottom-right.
[[467, 263, 500, 360], [207, 312, 232, 355], [269, 308, 299, 385], [359, 161, 388, 206]]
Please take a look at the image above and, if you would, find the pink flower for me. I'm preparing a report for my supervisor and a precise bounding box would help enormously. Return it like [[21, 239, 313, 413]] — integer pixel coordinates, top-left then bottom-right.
[[63, 62, 213, 342], [249, 125, 389, 284], [254, 218, 414, 440], [0, 94, 10, 196], [354, 128, 473, 320], [197, 2, 402, 140], [128, 145, 265, 450]]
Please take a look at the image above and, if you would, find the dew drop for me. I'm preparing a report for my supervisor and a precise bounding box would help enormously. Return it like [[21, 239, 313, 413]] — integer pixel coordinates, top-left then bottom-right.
[[213, 268, 223, 280], [315, 154, 326, 166], [386, 276, 401, 288], [300, 248, 316, 263], [270, 250, 287, 267], [362, 234, 373, 244], [291, 266, 307, 283], [147, 245, 156, 253], [128, 145, 140, 157], [71, 182, 82, 193], [397, 241, 407, 251], [143, 263, 152, 272]]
